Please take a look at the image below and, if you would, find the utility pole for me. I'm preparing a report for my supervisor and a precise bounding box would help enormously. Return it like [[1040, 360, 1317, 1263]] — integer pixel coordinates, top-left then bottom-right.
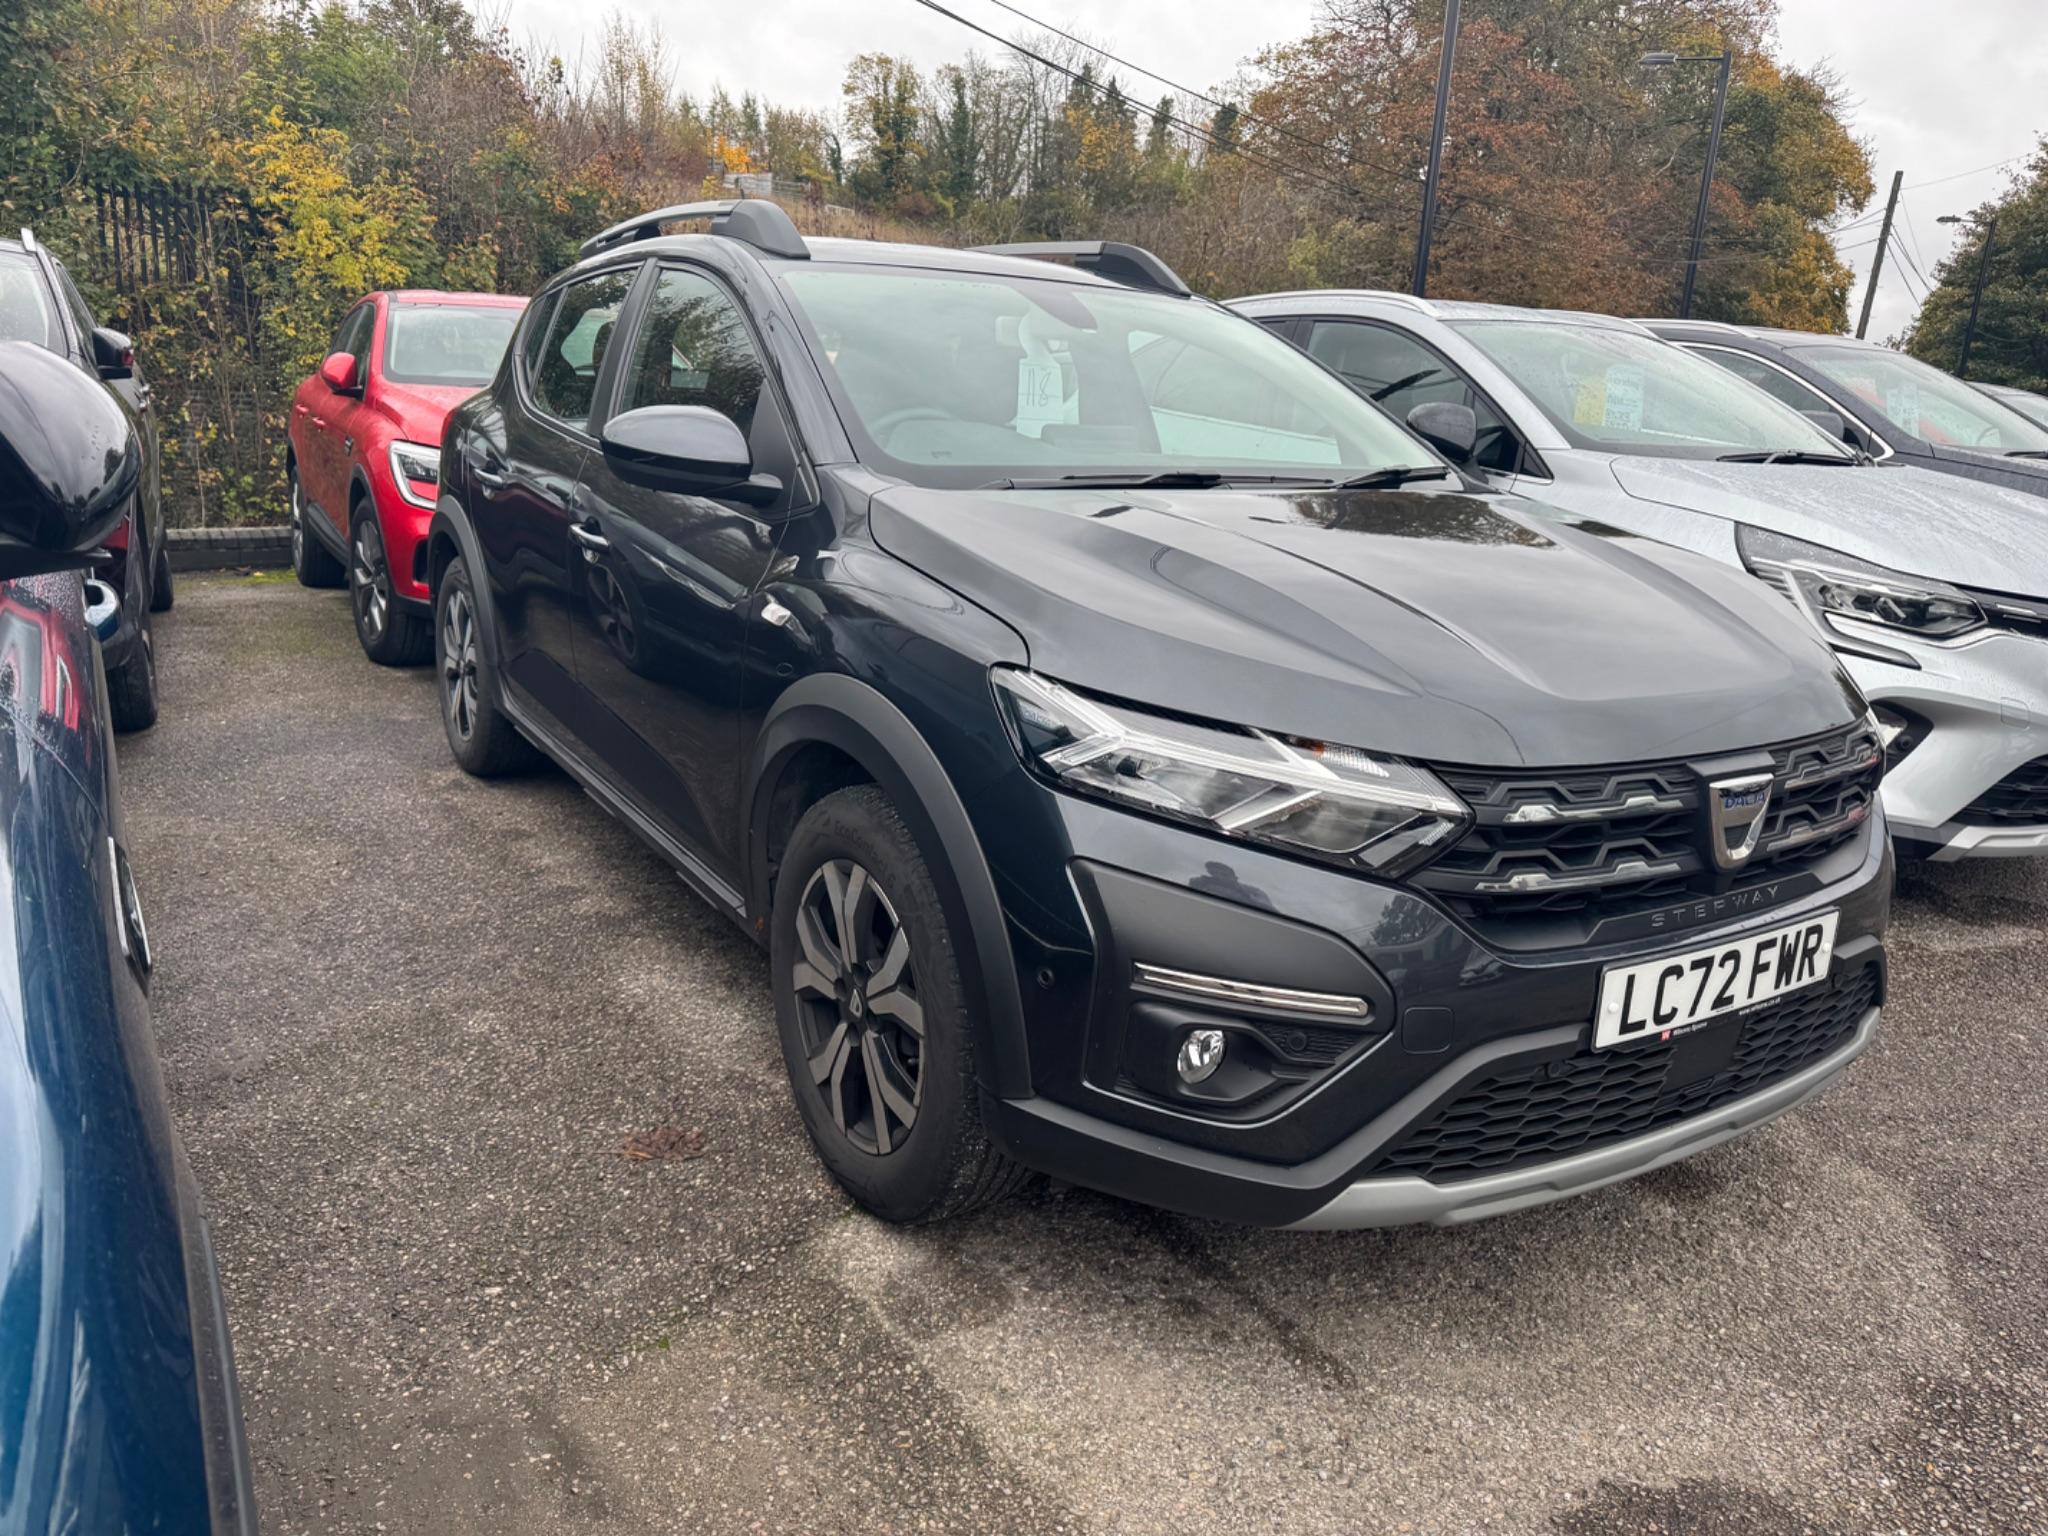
[[1411, 0, 1461, 298], [1958, 215, 1998, 378], [1856, 169, 1903, 339]]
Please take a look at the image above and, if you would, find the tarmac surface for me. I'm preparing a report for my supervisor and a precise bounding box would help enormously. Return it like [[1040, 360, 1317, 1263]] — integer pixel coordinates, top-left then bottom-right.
[[124, 573, 2046, 1534]]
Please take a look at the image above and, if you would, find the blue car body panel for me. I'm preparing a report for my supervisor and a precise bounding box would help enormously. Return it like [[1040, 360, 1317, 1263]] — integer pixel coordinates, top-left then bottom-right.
[[0, 571, 254, 1535]]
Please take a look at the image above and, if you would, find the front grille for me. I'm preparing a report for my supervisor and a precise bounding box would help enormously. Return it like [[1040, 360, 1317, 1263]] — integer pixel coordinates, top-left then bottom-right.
[[1418, 721, 1881, 939], [1958, 756, 2048, 825], [1369, 967, 1878, 1184]]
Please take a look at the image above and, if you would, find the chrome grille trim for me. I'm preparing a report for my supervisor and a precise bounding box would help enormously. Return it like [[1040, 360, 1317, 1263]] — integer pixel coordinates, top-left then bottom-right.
[[1131, 963, 1374, 1020]]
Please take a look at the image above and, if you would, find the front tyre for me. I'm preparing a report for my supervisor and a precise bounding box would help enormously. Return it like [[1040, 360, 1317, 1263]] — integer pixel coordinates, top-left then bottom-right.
[[434, 556, 539, 776], [148, 531, 175, 612], [106, 604, 160, 733], [350, 511, 431, 666], [771, 784, 1028, 1223]]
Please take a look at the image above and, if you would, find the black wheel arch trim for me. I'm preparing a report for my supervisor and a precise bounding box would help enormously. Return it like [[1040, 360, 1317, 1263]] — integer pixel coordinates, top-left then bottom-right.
[[426, 495, 502, 669], [748, 673, 1033, 1099]]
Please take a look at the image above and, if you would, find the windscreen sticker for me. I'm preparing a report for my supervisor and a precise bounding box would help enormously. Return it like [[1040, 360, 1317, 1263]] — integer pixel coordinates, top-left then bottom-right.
[[1015, 357, 1065, 436], [1572, 374, 1607, 427], [1885, 382, 1920, 431], [1602, 366, 1646, 430]]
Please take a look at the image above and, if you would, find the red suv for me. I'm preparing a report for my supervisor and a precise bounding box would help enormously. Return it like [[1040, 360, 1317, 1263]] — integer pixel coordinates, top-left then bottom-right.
[[287, 290, 525, 663]]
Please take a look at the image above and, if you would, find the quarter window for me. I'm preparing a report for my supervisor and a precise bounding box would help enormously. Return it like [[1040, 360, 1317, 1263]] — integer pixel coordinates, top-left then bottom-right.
[[529, 269, 634, 432], [617, 268, 768, 433]]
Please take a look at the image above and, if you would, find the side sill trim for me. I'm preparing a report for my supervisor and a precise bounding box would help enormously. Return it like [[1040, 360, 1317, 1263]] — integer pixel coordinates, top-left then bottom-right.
[[498, 689, 746, 919]]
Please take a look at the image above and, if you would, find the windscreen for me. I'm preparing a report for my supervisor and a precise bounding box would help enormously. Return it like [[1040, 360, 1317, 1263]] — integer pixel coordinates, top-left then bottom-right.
[[1790, 343, 2048, 454], [383, 302, 523, 387], [776, 263, 1438, 488], [0, 254, 57, 352], [1453, 318, 1852, 460]]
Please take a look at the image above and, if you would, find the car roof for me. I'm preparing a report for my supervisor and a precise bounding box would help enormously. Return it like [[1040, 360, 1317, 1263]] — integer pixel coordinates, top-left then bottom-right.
[[1640, 319, 1864, 350], [1233, 288, 1657, 335], [562, 231, 1142, 293], [381, 290, 527, 306]]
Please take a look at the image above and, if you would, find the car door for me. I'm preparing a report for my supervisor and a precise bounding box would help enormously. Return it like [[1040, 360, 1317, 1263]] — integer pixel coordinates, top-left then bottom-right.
[[303, 302, 374, 530], [51, 260, 161, 552], [469, 263, 638, 735], [566, 261, 801, 884], [1303, 318, 1533, 485]]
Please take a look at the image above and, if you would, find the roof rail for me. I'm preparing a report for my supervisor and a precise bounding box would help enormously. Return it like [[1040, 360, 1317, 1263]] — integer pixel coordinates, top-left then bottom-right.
[[970, 241, 1191, 298], [18, 228, 37, 254], [578, 199, 809, 262]]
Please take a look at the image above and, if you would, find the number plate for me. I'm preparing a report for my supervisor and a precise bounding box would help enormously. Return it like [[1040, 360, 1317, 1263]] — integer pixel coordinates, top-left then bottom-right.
[[1593, 911, 1838, 1051]]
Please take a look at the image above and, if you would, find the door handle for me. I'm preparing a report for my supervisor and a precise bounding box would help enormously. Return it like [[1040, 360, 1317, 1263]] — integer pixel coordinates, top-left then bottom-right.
[[569, 520, 610, 556]]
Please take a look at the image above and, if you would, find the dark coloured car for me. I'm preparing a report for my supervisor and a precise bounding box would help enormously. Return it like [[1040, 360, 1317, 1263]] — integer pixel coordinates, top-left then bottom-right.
[[1648, 320, 2048, 501], [427, 202, 1891, 1228], [0, 229, 168, 729], [0, 341, 256, 1532]]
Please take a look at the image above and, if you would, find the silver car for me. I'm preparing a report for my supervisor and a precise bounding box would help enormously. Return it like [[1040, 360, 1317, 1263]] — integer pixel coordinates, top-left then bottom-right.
[[1229, 290, 2048, 861]]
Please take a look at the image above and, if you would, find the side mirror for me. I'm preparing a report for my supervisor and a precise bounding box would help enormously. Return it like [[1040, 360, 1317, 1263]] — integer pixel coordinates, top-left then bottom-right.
[[600, 405, 782, 506], [319, 352, 361, 395], [83, 577, 121, 642], [1800, 407, 1849, 443], [0, 340, 139, 577], [1406, 400, 1478, 465], [91, 327, 135, 381]]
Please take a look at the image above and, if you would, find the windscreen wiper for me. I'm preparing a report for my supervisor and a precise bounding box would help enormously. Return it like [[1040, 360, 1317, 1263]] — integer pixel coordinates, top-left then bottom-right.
[[1323, 465, 1456, 490], [2006, 449, 2048, 460], [979, 471, 1329, 490], [1715, 450, 1858, 466]]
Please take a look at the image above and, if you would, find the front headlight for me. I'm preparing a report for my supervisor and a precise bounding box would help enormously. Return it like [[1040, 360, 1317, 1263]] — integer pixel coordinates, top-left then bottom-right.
[[992, 668, 1472, 878], [1737, 525, 1983, 644], [388, 440, 441, 508]]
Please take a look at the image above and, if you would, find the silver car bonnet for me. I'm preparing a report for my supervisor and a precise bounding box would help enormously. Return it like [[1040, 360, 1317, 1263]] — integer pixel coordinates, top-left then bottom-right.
[[1605, 457, 2048, 594]]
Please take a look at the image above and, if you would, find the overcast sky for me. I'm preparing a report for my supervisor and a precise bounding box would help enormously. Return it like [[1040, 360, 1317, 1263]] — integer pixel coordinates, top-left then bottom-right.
[[493, 0, 2043, 340]]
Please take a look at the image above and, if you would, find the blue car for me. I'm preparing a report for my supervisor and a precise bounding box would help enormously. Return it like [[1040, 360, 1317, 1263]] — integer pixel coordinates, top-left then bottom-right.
[[0, 340, 256, 1533]]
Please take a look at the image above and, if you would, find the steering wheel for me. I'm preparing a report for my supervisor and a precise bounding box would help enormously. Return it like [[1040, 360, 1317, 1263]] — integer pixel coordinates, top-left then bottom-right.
[[869, 405, 954, 443]]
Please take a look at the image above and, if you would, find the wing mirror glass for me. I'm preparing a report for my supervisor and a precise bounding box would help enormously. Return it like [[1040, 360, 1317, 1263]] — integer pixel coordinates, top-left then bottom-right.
[[91, 326, 134, 381], [600, 405, 782, 507], [1405, 400, 1478, 465], [0, 340, 139, 577], [319, 352, 361, 395]]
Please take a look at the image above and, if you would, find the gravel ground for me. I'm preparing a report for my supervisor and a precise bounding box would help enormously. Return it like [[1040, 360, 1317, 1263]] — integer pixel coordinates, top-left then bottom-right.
[[122, 574, 2047, 1535]]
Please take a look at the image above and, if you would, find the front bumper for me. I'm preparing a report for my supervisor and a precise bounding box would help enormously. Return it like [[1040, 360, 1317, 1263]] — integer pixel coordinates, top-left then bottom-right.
[[981, 786, 1892, 1228], [1288, 1002, 1876, 1228], [1843, 628, 2048, 858]]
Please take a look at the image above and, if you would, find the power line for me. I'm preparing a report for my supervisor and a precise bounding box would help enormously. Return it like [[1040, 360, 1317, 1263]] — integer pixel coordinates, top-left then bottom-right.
[[961, 0, 1412, 183], [1903, 155, 2027, 192]]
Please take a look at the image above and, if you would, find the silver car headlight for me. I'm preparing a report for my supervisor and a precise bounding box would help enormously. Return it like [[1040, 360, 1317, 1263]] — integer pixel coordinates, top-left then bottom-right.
[[1736, 526, 1983, 642], [991, 668, 1472, 878], [388, 440, 441, 508]]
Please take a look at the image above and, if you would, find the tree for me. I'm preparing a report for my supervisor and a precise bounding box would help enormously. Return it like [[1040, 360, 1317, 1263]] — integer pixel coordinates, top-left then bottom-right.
[[1903, 143, 2048, 391]]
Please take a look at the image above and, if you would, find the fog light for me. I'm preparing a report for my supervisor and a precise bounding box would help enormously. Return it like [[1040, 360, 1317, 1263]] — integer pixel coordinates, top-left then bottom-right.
[[1177, 1028, 1226, 1084]]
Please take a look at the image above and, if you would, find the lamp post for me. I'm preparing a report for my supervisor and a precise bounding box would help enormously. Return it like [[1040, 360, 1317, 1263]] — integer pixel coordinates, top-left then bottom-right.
[[1937, 212, 1999, 379], [1642, 48, 1734, 319], [1411, 0, 1462, 298]]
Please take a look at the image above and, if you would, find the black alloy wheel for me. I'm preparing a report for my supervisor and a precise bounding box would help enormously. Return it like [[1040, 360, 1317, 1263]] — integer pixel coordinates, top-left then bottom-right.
[[791, 857, 925, 1156], [771, 785, 1028, 1223]]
